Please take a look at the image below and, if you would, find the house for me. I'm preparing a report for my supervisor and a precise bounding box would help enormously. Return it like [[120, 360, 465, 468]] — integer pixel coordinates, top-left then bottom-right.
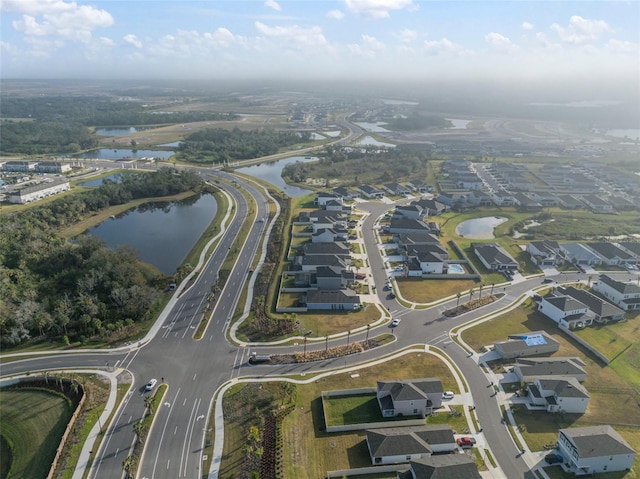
[[557, 194, 584, 209], [389, 219, 433, 235], [303, 289, 360, 311], [293, 254, 346, 272], [514, 193, 542, 212], [412, 198, 447, 216], [377, 379, 443, 417], [585, 242, 637, 266], [581, 195, 614, 214], [394, 205, 425, 221], [618, 242, 640, 260], [560, 243, 602, 266], [395, 233, 441, 249], [514, 357, 587, 384], [593, 275, 640, 311], [472, 243, 518, 271], [436, 191, 468, 208], [8, 178, 71, 204], [608, 196, 636, 211], [406, 180, 433, 194], [556, 426, 636, 475], [315, 266, 354, 290], [527, 240, 563, 266], [561, 286, 625, 323], [537, 291, 595, 329], [365, 426, 456, 465], [490, 189, 516, 206], [401, 455, 482, 479], [467, 190, 493, 207], [324, 199, 345, 211], [358, 184, 385, 199], [494, 331, 560, 359], [300, 241, 350, 258], [527, 377, 589, 413], [311, 228, 346, 243], [2, 161, 35, 172], [332, 186, 357, 200], [408, 251, 445, 275], [383, 183, 411, 196], [308, 210, 347, 232]]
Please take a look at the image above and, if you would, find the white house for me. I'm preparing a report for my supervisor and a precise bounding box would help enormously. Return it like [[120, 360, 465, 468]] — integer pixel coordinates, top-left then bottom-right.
[[527, 240, 563, 266], [538, 292, 595, 329], [527, 377, 589, 414], [557, 426, 636, 476], [593, 275, 640, 311]]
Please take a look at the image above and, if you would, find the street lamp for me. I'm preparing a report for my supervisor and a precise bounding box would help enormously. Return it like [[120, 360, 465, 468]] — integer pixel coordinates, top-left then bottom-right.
[[303, 336, 307, 359], [346, 330, 351, 346], [365, 324, 371, 343]]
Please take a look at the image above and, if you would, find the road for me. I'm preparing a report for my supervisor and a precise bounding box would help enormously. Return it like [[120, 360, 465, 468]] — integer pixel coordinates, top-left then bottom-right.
[[3, 136, 638, 478]]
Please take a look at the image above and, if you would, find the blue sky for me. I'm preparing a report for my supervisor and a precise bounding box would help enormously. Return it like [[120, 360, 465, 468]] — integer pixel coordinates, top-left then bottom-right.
[[1, 0, 639, 81]]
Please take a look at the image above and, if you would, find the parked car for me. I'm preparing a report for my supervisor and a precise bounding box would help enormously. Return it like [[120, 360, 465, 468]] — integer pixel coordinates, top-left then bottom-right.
[[442, 391, 454, 400], [390, 318, 401, 327], [388, 293, 396, 299], [542, 278, 553, 283], [456, 437, 476, 448], [144, 378, 158, 392], [545, 453, 563, 464]]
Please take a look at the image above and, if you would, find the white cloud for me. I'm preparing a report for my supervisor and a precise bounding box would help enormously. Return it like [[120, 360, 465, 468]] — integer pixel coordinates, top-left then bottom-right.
[[534, 32, 560, 50], [423, 37, 465, 55], [521, 21, 534, 31], [264, 0, 281, 12], [254, 21, 327, 47], [96, 36, 115, 48], [396, 28, 417, 43], [344, 0, 414, 19], [606, 38, 639, 53], [326, 9, 345, 20], [347, 34, 385, 58], [551, 15, 612, 44], [123, 34, 142, 49], [485, 32, 513, 50]]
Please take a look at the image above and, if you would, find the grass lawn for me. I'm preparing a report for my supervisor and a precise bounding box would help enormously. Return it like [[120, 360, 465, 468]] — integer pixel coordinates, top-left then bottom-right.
[[296, 304, 383, 338], [397, 277, 479, 304], [461, 302, 640, 476], [323, 394, 383, 426], [281, 351, 462, 478], [277, 292, 302, 308], [0, 389, 72, 479]]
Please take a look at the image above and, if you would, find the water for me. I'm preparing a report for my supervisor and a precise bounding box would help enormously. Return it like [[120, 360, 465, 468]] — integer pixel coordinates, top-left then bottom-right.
[[606, 129, 640, 140], [235, 156, 316, 197], [354, 122, 391, 133], [157, 141, 183, 147], [455, 216, 508, 239], [448, 264, 465, 274], [322, 131, 341, 137], [355, 136, 395, 148], [95, 127, 146, 136], [77, 174, 121, 188], [74, 149, 175, 160], [86, 193, 217, 275], [381, 99, 419, 105], [310, 133, 325, 140], [446, 119, 472, 130]]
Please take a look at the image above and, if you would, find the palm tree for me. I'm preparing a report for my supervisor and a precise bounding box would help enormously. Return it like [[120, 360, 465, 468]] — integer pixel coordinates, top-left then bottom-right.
[[479, 284, 484, 299], [490, 283, 495, 296], [144, 395, 154, 415], [456, 292, 462, 308], [133, 421, 145, 443], [468, 288, 475, 303]]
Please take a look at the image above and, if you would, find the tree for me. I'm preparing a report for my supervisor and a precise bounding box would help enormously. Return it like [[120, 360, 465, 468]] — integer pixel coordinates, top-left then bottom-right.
[[468, 288, 475, 303], [456, 292, 462, 307], [133, 421, 145, 443]]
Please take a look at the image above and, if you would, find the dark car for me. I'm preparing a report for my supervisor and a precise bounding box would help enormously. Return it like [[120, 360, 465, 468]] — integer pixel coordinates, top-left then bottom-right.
[[388, 293, 396, 299], [545, 453, 563, 464], [542, 278, 553, 284]]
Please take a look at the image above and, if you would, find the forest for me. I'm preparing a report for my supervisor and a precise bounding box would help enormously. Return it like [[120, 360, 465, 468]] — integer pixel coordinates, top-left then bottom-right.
[[0, 120, 99, 154], [0, 168, 206, 347], [282, 145, 432, 186], [177, 128, 311, 163]]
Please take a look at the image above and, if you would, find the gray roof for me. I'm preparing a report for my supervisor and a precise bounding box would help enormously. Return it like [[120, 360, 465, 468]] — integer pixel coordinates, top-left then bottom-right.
[[396, 232, 440, 246], [561, 243, 602, 262], [301, 242, 349, 255], [305, 289, 360, 304], [538, 378, 589, 399], [543, 294, 588, 313], [619, 242, 640, 257], [408, 455, 482, 479], [598, 275, 640, 295], [378, 378, 443, 401], [516, 357, 587, 380], [586, 242, 633, 260], [561, 286, 624, 319], [367, 425, 454, 458], [560, 426, 636, 458], [390, 218, 431, 230], [472, 242, 517, 266]]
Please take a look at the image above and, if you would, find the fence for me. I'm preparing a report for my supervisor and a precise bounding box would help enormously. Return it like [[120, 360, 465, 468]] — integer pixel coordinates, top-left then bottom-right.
[[558, 324, 610, 365], [327, 465, 407, 478]]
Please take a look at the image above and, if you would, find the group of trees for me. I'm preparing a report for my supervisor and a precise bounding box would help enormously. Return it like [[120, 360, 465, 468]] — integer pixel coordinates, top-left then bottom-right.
[[0, 120, 99, 154], [282, 145, 431, 185], [0, 168, 206, 347], [177, 127, 311, 163]]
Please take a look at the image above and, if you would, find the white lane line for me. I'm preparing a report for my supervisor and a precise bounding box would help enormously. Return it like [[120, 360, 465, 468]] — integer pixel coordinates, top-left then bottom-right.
[[150, 388, 181, 479], [179, 398, 200, 477]]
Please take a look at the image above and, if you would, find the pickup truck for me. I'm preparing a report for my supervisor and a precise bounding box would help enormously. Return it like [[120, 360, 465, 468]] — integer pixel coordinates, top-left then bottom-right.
[[456, 437, 477, 448], [545, 453, 563, 464]]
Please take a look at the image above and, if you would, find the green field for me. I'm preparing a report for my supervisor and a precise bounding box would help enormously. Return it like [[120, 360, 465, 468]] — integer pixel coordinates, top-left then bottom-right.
[[0, 388, 73, 479]]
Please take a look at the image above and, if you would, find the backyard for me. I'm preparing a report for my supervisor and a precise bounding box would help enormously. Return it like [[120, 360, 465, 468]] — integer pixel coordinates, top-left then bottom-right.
[[460, 302, 640, 476]]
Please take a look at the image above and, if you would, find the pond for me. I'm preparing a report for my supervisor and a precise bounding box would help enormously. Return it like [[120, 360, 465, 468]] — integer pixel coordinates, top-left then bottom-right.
[[85, 193, 217, 275], [77, 174, 121, 188], [455, 216, 508, 239], [95, 127, 147, 136], [235, 156, 317, 197], [74, 149, 175, 160], [355, 136, 396, 148], [446, 119, 472, 129], [354, 122, 391, 133]]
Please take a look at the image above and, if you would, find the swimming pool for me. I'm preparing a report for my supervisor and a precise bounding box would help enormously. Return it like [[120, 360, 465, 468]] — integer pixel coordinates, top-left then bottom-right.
[[448, 264, 465, 274]]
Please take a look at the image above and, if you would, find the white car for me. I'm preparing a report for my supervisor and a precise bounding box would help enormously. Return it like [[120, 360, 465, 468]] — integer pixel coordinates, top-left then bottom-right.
[[442, 391, 454, 400], [144, 378, 158, 392], [390, 318, 401, 327]]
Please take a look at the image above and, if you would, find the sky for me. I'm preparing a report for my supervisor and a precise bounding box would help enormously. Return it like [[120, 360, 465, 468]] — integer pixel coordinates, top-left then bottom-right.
[[1, 0, 639, 84]]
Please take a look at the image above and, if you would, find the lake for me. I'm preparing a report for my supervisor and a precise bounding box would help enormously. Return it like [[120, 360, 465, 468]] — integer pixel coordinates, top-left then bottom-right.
[[235, 156, 316, 197], [86, 193, 217, 275], [455, 216, 508, 239], [446, 119, 472, 129], [356, 136, 396, 148], [77, 174, 121, 188], [75, 149, 175, 160], [354, 122, 391, 133]]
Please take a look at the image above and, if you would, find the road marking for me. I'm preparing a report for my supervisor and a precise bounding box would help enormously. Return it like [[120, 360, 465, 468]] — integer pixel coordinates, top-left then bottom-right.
[[167, 459, 170, 469], [179, 397, 201, 477], [150, 388, 181, 479], [114, 448, 119, 457], [193, 374, 197, 381], [174, 426, 178, 435]]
